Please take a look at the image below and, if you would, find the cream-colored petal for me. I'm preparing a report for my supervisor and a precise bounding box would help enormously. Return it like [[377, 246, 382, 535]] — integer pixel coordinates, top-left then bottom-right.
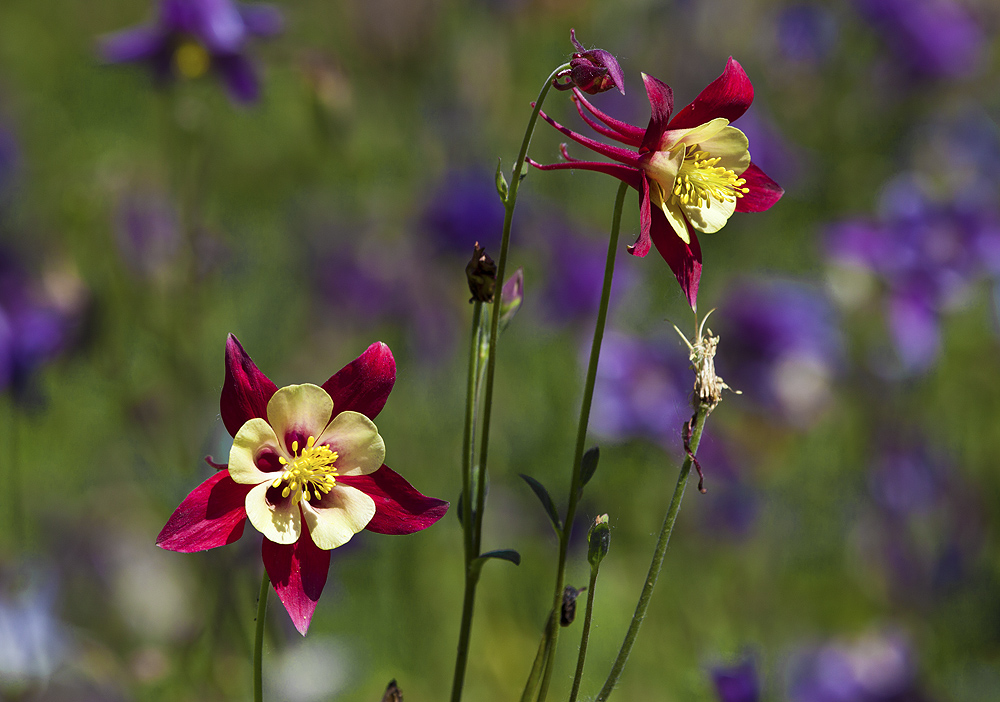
[[229, 418, 283, 485], [654, 186, 692, 244], [698, 126, 751, 174], [302, 485, 376, 550], [266, 384, 334, 450], [662, 118, 731, 151], [316, 411, 385, 477], [245, 482, 301, 545], [683, 194, 737, 234], [642, 147, 684, 196]]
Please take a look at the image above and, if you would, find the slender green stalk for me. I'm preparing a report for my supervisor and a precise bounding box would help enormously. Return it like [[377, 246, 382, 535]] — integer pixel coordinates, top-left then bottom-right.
[[532, 181, 629, 702], [254, 572, 270, 702], [474, 61, 570, 544], [520, 615, 555, 702], [450, 301, 484, 702], [568, 567, 601, 702], [450, 62, 569, 702], [594, 404, 711, 701]]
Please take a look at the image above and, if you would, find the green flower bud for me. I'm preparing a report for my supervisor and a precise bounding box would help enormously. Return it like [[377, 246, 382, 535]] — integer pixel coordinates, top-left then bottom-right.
[[587, 514, 610, 569]]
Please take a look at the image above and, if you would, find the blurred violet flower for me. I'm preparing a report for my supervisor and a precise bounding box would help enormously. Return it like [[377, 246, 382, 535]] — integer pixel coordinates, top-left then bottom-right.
[[114, 189, 181, 277], [100, 0, 284, 104], [589, 330, 691, 446], [696, 434, 759, 537], [0, 565, 69, 691], [716, 280, 842, 425], [535, 217, 634, 327], [787, 631, 931, 702], [853, 0, 985, 79], [0, 251, 82, 397], [711, 657, 760, 702], [776, 5, 839, 66], [826, 173, 998, 373], [421, 169, 505, 255]]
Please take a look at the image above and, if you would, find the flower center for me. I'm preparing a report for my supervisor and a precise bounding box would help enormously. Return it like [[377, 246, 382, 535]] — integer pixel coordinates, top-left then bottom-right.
[[272, 436, 339, 505], [673, 149, 749, 208], [174, 40, 211, 80]]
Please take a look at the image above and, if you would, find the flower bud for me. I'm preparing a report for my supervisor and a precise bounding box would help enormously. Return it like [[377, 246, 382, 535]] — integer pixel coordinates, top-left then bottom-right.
[[498, 268, 524, 332], [553, 29, 625, 96], [587, 514, 610, 569], [465, 242, 497, 303]]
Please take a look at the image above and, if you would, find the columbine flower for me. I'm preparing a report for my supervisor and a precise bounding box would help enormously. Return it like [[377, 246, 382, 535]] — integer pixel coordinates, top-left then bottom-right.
[[553, 29, 625, 96], [100, 0, 283, 104], [529, 58, 783, 308], [157, 335, 448, 634]]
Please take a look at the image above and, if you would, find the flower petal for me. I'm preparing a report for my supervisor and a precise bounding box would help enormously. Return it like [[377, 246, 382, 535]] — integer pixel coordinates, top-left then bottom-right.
[[537, 109, 643, 167], [229, 418, 282, 484], [301, 485, 376, 549], [156, 472, 251, 552], [99, 26, 167, 64], [321, 342, 396, 420], [317, 411, 385, 476], [649, 180, 691, 244], [649, 208, 702, 310], [246, 482, 302, 544], [698, 125, 751, 174], [221, 334, 277, 437], [639, 73, 675, 153], [261, 524, 330, 636], [238, 4, 284, 37], [339, 465, 450, 535], [214, 53, 260, 104], [628, 176, 654, 257], [266, 384, 334, 453], [735, 163, 784, 213], [683, 193, 737, 234], [667, 57, 754, 131], [527, 158, 644, 191]]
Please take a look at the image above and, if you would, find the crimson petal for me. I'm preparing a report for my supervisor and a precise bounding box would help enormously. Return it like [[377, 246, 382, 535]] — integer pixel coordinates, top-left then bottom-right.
[[648, 209, 702, 310], [340, 465, 449, 535], [156, 472, 251, 552], [262, 523, 331, 636], [640, 73, 675, 153], [627, 176, 653, 257], [321, 341, 396, 421], [735, 163, 784, 213], [220, 334, 277, 437], [667, 57, 754, 131]]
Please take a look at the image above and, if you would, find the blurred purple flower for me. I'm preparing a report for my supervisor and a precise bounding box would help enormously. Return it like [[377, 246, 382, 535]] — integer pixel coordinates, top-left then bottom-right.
[[589, 331, 690, 446], [100, 0, 283, 104], [776, 5, 839, 65], [869, 447, 942, 518], [787, 631, 931, 702], [0, 253, 79, 396], [421, 170, 504, 255], [114, 189, 181, 276], [536, 218, 634, 327], [853, 0, 985, 79], [717, 280, 842, 425], [711, 657, 760, 702], [826, 173, 996, 373], [0, 565, 69, 689], [696, 434, 759, 538]]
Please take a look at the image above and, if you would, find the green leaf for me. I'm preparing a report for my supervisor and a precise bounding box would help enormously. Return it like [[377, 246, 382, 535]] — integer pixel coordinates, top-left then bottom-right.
[[580, 446, 600, 488], [477, 549, 521, 565], [519, 473, 562, 533]]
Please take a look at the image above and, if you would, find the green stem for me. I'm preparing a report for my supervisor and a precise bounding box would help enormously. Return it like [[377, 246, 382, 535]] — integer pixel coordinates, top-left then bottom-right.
[[594, 403, 711, 701], [450, 300, 484, 702], [520, 615, 555, 702], [450, 62, 568, 702], [568, 566, 601, 702], [254, 571, 269, 702], [533, 180, 629, 702]]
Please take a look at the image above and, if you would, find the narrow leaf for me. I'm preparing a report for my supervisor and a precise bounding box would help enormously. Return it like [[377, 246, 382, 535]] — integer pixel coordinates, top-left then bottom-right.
[[477, 549, 521, 565], [519, 474, 562, 533], [580, 446, 600, 487]]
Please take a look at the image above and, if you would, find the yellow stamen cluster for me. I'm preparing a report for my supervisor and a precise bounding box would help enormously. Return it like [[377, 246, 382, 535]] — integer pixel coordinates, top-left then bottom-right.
[[673, 149, 749, 208], [272, 436, 339, 505], [174, 40, 211, 79]]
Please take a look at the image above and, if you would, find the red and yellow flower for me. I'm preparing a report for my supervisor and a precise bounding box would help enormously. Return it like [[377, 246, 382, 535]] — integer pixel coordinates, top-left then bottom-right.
[[157, 335, 448, 634], [529, 58, 783, 309]]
